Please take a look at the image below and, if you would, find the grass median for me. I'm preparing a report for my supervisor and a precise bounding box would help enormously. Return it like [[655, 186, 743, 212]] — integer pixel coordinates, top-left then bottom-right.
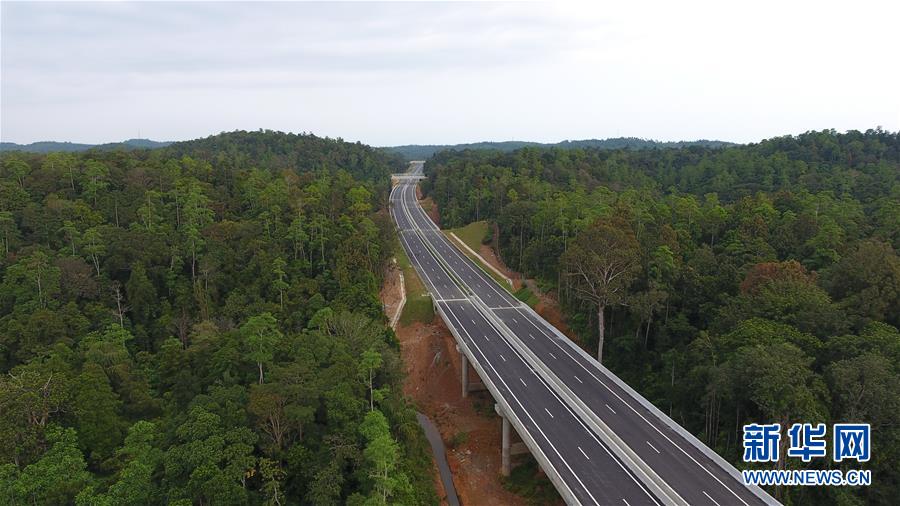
[[396, 245, 435, 326], [445, 221, 514, 293]]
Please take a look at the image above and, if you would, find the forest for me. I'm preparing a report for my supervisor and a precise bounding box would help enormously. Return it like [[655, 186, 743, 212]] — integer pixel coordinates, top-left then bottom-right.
[[423, 128, 900, 505], [0, 131, 439, 505], [383, 137, 734, 162]]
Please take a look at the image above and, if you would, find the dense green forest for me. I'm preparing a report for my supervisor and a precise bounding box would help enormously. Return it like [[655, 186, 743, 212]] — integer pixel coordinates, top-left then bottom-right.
[[423, 129, 900, 505], [383, 137, 734, 162], [0, 139, 173, 154], [0, 131, 439, 505]]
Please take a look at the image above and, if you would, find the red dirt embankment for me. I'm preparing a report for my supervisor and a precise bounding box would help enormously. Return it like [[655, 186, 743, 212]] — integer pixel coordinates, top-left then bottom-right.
[[381, 261, 524, 506], [397, 317, 526, 506], [383, 191, 578, 505]]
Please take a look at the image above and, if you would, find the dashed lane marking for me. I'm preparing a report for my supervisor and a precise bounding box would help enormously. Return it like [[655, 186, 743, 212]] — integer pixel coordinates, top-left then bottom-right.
[[702, 491, 721, 506]]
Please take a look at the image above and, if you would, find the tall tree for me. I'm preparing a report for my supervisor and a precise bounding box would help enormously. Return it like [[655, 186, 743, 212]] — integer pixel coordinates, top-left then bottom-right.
[[241, 313, 283, 385], [358, 348, 383, 412], [10, 426, 91, 505], [81, 227, 105, 277], [562, 217, 640, 362], [271, 256, 288, 310], [73, 362, 125, 462]]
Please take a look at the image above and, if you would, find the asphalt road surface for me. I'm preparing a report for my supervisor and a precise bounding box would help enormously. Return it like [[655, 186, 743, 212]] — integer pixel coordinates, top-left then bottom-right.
[[391, 181, 663, 505], [398, 176, 772, 505]]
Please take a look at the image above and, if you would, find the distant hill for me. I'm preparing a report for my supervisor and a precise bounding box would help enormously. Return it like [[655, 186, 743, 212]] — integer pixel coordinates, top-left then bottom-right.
[[162, 129, 404, 184], [0, 138, 172, 153], [382, 137, 736, 160]]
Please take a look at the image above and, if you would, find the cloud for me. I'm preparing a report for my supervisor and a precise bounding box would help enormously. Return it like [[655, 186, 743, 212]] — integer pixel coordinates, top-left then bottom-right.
[[2, 1, 898, 145]]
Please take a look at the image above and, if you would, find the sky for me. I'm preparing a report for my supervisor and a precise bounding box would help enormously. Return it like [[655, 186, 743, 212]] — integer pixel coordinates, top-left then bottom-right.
[[2, 0, 899, 146]]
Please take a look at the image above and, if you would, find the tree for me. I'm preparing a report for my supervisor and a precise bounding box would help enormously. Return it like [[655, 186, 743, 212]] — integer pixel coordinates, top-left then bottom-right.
[[136, 190, 162, 231], [176, 178, 214, 280], [248, 383, 291, 451], [823, 239, 900, 327], [720, 341, 826, 492], [2, 250, 62, 310], [722, 266, 847, 338], [358, 410, 410, 505], [272, 256, 288, 310], [358, 348, 383, 411], [164, 406, 257, 505], [562, 217, 640, 362], [75, 421, 162, 506], [59, 220, 80, 256], [43, 152, 77, 192], [73, 363, 125, 462], [4, 156, 31, 189], [0, 362, 72, 466], [241, 313, 283, 384], [12, 426, 91, 505], [286, 215, 309, 261], [258, 457, 286, 506], [827, 352, 900, 425], [81, 227, 105, 277], [125, 262, 156, 331], [0, 210, 15, 254], [82, 160, 109, 207]]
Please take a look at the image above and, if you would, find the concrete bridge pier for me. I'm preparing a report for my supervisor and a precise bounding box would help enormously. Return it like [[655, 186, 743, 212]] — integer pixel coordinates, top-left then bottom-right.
[[456, 345, 485, 398], [461, 352, 469, 398], [495, 404, 530, 476], [502, 413, 511, 476]]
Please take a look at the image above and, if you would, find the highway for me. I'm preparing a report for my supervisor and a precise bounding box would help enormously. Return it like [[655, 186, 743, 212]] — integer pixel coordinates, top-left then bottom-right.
[[391, 162, 778, 505], [392, 179, 664, 505]]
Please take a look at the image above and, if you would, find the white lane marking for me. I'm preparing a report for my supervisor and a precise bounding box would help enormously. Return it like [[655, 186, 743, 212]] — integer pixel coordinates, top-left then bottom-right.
[[397, 228, 443, 298], [646, 441, 660, 454], [544, 408, 554, 418], [549, 352, 557, 359], [500, 354, 506, 362], [606, 404, 617, 415], [513, 318, 518, 323], [574, 375, 583, 384], [406, 184, 659, 504], [703, 491, 721, 506], [440, 304, 605, 506], [519, 378, 527, 387], [529, 333, 536, 340], [473, 310, 664, 506], [512, 308, 749, 505], [411, 202, 517, 306], [578, 446, 590, 460], [484, 335, 490, 341], [623, 500, 631, 506], [471, 319, 477, 325]]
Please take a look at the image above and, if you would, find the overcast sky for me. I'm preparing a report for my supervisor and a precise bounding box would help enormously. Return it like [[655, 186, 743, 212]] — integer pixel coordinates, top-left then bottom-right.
[[2, 1, 898, 146]]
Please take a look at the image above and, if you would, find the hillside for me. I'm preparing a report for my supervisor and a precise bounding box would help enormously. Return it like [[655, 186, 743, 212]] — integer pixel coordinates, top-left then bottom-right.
[[0, 138, 172, 153], [163, 129, 404, 185], [0, 131, 435, 505], [422, 127, 900, 505], [383, 137, 735, 160]]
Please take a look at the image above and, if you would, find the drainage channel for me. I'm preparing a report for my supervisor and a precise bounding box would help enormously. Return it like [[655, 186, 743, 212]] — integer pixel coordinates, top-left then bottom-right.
[[416, 412, 461, 506]]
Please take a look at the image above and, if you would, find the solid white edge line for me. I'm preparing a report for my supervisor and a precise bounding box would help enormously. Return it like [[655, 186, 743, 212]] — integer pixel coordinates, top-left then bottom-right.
[[513, 307, 752, 505], [441, 303, 601, 506], [468, 299, 663, 506]]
